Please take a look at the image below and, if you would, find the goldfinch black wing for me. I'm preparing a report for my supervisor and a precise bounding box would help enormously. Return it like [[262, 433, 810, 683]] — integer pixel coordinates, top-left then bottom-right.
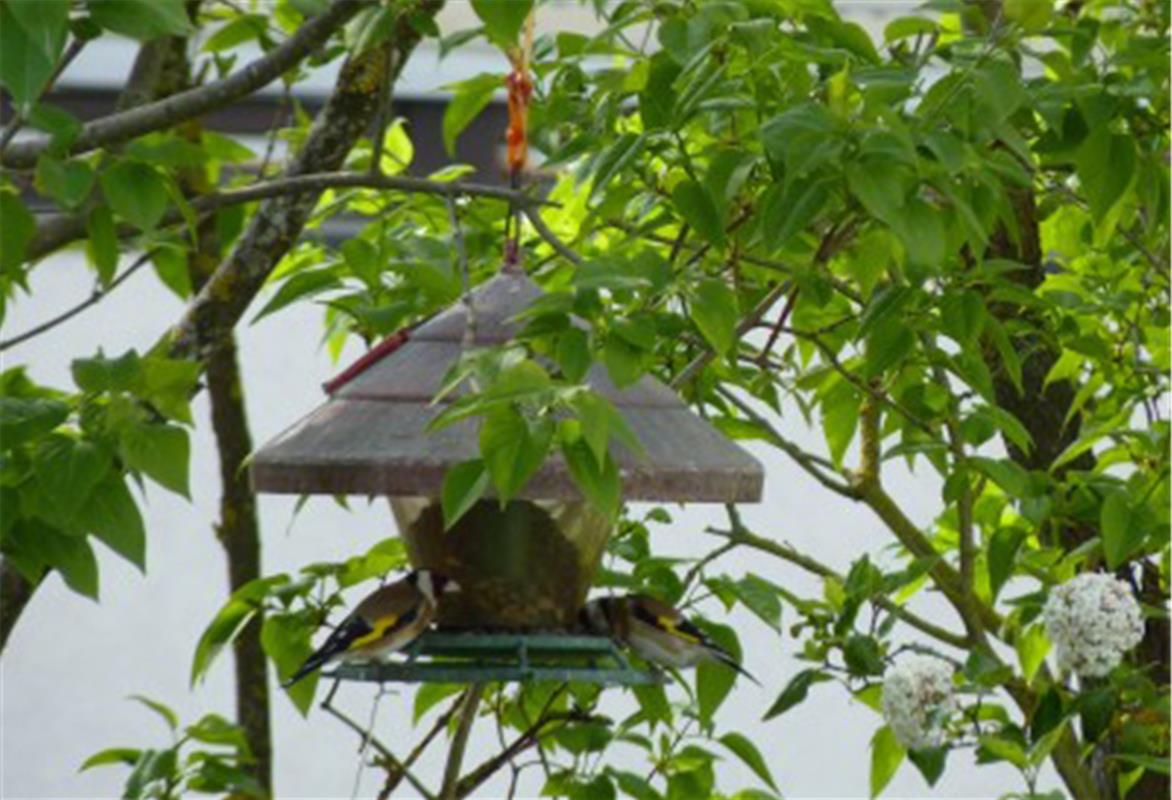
[[282, 614, 374, 687]]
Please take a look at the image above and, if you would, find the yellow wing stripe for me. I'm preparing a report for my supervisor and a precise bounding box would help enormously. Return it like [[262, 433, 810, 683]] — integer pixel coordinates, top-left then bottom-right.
[[349, 613, 400, 650], [657, 616, 701, 644]]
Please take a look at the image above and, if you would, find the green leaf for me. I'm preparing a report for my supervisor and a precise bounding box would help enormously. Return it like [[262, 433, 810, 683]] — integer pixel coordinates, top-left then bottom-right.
[[470, 0, 533, 47], [137, 356, 201, 424], [556, 328, 591, 383], [81, 747, 142, 772], [186, 713, 251, 753], [8, 0, 69, 63], [120, 422, 190, 498], [89, 0, 194, 40], [84, 474, 146, 571], [590, 133, 644, 201], [884, 16, 937, 43], [691, 279, 738, 355], [632, 682, 671, 725], [696, 621, 740, 722], [71, 350, 142, 393], [86, 206, 119, 287], [820, 379, 858, 469], [480, 407, 553, 502], [572, 391, 612, 467], [760, 104, 841, 177], [987, 526, 1026, 601], [730, 573, 782, 632], [971, 456, 1031, 498], [0, 190, 35, 274], [34, 156, 95, 210], [869, 726, 905, 798], [253, 268, 340, 322], [720, 732, 779, 792], [42, 529, 99, 599], [262, 612, 318, 715], [129, 695, 179, 731], [1075, 128, 1136, 224], [34, 434, 110, 521], [672, 179, 724, 247], [563, 439, 621, 518], [762, 176, 830, 251], [99, 161, 170, 231], [640, 52, 680, 129], [1030, 686, 1065, 743], [1015, 623, 1050, 685], [0, 397, 69, 450], [1004, 0, 1053, 32], [907, 746, 948, 787], [763, 668, 831, 720], [442, 73, 499, 156], [441, 459, 489, 530], [413, 683, 464, 724], [0, 3, 56, 111], [1075, 688, 1115, 744], [602, 334, 643, 388], [939, 290, 985, 345], [846, 160, 908, 221], [191, 600, 258, 684], [844, 634, 886, 676], [1101, 490, 1145, 569], [891, 198, 946, 272]]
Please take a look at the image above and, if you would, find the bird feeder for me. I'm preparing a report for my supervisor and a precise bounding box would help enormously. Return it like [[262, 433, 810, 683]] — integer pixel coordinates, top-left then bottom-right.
[[251, 269, 763, 667]]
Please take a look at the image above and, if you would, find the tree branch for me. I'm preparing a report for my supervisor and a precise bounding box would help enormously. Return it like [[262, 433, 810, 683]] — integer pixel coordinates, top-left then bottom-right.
[[716, 388, 858, 498], [673, 281, 791, 389], [703, 524, 969, 649], [169, 2, 440, 360], [26, 170, 548, 265], [0, 0, 370, 169], [320, 684, 435, 800], [0, 250, 154, 352], [455, 709, 601, 799], [440, 683, 483, 800]]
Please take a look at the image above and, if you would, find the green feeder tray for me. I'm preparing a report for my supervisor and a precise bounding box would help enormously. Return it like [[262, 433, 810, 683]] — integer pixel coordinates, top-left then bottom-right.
[[324, 631, 661, 686]]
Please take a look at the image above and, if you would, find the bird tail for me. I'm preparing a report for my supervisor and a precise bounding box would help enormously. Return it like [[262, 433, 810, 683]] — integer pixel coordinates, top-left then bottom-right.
[[282, 643, 343, 688], [707, 645, 760, 686]]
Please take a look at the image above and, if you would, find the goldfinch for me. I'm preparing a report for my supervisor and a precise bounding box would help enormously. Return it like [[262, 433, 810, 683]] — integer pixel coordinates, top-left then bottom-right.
[[580, 593, 758, 684], [283, 569, 459, 687]]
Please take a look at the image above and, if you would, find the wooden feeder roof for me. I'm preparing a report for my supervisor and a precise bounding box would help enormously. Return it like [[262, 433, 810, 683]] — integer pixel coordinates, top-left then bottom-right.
[[251, 270, 764, 502]]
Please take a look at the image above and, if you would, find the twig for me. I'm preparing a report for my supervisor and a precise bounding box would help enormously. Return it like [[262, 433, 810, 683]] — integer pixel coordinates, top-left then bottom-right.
[[757, 285, 800, 366], [440, 684, 484, 800], [0, 249, 155, 352], [26, 170, 552, 265], [672, 281, 791, 389], [703, 524, 969, 649], [522, 207, 582, 266], [716, 387, 857, 498], [1, 0, 371, 169], [321, 688, 435, 800]]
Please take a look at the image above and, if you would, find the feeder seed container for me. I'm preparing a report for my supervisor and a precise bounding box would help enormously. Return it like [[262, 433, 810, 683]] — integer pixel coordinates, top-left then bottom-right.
[[251, 270, 763, 630]]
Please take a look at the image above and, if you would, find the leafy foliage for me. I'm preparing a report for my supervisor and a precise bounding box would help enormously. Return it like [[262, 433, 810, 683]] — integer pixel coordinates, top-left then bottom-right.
[[2, 0, 1168, 797], [81, 697, 263, 799]]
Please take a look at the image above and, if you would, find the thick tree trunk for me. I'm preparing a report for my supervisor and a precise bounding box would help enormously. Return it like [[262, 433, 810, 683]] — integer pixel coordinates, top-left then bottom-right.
[[204, 337, 270, 792]]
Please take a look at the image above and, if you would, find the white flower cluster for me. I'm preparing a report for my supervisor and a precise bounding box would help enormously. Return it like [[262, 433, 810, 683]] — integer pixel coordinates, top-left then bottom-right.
[[1043, 573, 1145, 678], [881, 655, 956, 750]]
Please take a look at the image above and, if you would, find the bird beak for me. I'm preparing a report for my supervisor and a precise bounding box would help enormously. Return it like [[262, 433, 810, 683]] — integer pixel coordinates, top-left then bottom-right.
[[446, 580, 462, 594]]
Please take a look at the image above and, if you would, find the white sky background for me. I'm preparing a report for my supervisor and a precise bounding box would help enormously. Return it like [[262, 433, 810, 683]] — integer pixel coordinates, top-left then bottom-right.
[[3, 3, 1063, 798]]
